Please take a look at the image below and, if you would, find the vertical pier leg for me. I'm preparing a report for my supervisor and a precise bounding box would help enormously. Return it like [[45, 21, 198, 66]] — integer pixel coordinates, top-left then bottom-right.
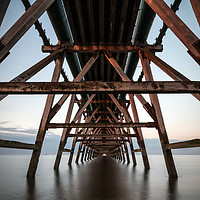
[[140, 52, 177, 178], [126, 127, 137, 166], [54, 94, 76, 170], [84, 146, 88, 161], [129, 94, 150, 169], [75, 142, 83, 163], [27, 55, 64, 177], [68, 117, 81, 165], [121, 146, 126, 162], [81, 144, 86, 163]]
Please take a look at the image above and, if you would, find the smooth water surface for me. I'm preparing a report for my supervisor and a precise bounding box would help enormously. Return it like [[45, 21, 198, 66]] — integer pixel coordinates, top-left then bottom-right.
[[0, 155, 200, 200]]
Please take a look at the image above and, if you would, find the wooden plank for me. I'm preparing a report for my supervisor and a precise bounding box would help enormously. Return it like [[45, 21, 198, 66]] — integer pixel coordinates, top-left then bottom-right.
[[0, 139, 38, 150], [145, 0, 200, 64], [42, 44, 163, 53], [0, 0, 56, 62], [47, 122, 156, 129], [165, 139, 200, 149], [1, 81, 199, 94]]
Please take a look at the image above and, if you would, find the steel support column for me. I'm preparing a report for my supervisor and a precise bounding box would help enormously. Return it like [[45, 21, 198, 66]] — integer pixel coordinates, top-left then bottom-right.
[[27, 54, 64, 177], [145, 0, 200, 64], [139, 51, 177, 178]]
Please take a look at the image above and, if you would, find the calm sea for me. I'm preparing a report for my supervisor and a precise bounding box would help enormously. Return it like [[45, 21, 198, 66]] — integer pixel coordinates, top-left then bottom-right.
[[0, 155, 199, 200]]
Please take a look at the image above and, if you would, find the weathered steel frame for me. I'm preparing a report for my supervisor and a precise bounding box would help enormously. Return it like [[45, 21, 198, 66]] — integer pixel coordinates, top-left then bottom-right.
[[27, 54, 64, 177], [139, 51, 178, 178], [0, 0, 200, 178], [0, 0, 56, 62], [145, 0, 200, 64]]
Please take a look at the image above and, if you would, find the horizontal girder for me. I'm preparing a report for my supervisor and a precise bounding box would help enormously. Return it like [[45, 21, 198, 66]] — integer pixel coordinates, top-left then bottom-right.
[[0, 81, 199, 94]]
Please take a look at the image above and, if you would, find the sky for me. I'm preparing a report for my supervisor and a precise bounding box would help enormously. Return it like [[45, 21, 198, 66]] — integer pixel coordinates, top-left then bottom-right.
[[0, 0, 200, 155]]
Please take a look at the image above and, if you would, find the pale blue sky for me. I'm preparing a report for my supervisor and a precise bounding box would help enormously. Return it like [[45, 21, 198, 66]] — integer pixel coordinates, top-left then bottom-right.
[[0, 0, 199, 147]]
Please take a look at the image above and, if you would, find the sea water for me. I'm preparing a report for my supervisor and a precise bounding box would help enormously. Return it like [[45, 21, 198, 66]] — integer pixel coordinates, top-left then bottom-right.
[[0, 155, 199, 200]]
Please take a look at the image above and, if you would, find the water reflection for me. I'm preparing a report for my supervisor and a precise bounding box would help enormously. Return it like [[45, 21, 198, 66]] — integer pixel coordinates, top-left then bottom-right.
[[168, 178, 178, 200], [24, 156, 181, 200], [53, 156, 152, 200], [26, 177, 35, 200]]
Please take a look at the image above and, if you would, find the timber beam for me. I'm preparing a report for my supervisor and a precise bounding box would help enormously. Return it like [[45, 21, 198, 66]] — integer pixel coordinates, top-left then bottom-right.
[[165, 139, 200, 149], [42, 44, 163, 53], [0, 139, 39, 150], [0, 81, 199, 94], [47, 122, 156, 129]]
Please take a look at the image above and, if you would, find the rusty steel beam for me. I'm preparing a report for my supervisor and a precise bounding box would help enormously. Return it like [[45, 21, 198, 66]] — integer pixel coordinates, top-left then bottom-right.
[[0, 0, 56, 62], [141, 47, 200, 101], [128, 94, 150, 169], [75, 106, 101, 164], [63, 134, 137, 138], [68, 117, 81, 165], [145, 0, 200, 64], [83, 110, 121, 114], [27, 55, 63, 177], [132, 149, 141, 153], [81, 139, 129, 143], [140, 53, 177, 178], [54, 94, 95, 169], [104, 50, 156, 120], [0, 0, 10, 26], [54, 94, 76, 170], [42, 44, 163, 53], [75, 99, 130, 104], [190, 0, 200, 26], [155, 0, 182, 45], [0, 48, 65, 101], [0, 139, 39, 150], [165, 139, 200, 149], [1, 81, 199, 94], [21, 0, 50, 45], [47, 122, 156, 129], [47, 51, 100, 122]]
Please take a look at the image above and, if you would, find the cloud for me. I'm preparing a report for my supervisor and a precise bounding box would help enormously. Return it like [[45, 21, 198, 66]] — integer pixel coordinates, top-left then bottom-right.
[[0, 121, 11, 125]]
